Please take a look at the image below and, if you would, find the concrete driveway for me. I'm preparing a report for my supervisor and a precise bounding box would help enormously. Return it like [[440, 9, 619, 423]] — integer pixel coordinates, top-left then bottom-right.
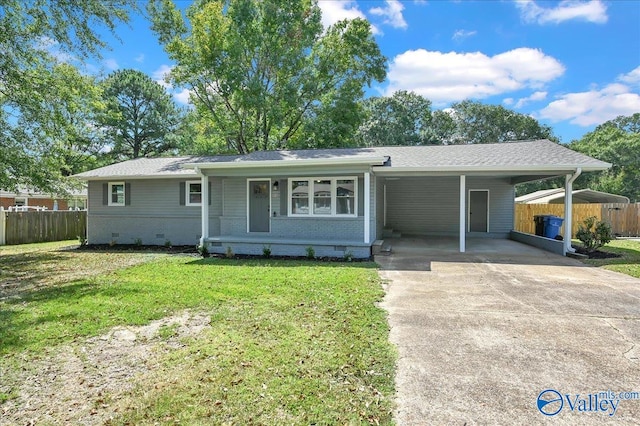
[[378, 237, 640, 425]]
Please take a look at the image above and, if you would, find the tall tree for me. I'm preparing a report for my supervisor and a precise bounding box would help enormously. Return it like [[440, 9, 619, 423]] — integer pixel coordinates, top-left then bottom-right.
[[569, 113, 640, 202], [355, 91, 435, 146], [0, 0, 135, 192], [444, 100, 558, 145], [149, 0, 386, 154], [99, 69, 184, 161]]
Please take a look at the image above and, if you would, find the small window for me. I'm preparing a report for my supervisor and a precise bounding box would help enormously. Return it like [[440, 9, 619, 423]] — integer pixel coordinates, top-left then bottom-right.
[[291, 180, 309, 215], [336, 179, 355, 215], [108, 182, 125, 206], [313, 179, 332, 215], [14, 198, 26, 207], [186, 181, 202, 206]]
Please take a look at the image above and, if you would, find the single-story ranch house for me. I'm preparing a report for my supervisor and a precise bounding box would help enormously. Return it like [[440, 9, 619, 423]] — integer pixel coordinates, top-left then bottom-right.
[[75, 139, 610, 258]]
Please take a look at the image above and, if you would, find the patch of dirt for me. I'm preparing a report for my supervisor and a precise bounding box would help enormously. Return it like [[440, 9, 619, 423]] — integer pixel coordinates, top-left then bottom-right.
[[573, 246, 622, 259], [0, 311, 211, 425]]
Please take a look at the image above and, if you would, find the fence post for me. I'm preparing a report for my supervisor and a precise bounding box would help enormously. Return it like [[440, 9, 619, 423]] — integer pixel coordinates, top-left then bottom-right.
[[0, 209, 5, 245]]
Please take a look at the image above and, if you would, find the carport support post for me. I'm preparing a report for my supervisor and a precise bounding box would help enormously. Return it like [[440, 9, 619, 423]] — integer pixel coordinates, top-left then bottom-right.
[[459, 175, 466, 253], [198, 169, 209, 247], [564, 168, 581, 255], [364, 171, 370, 244]]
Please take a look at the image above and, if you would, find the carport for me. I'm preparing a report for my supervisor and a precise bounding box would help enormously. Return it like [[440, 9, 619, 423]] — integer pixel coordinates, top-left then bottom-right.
[[372, 141, 611, 255]]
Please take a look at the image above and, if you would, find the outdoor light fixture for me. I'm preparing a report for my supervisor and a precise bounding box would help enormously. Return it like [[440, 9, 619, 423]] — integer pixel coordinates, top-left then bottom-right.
[[273, 180, 279, 191]]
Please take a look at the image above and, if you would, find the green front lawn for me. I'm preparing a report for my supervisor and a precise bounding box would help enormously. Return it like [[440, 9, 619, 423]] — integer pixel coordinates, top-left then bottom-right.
[[579, 239, 640, 279], [0, 244, 396, 424]]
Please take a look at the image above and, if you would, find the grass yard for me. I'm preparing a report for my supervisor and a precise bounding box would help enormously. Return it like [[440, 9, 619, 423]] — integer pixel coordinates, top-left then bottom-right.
[[578, 239, 640, 279], [0, 242, 396, 424]]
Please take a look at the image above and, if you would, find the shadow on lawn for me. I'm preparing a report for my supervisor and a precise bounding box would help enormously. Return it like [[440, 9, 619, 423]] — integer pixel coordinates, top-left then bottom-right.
[[0, 252, 77, 300], [0, 279, 143, 355], [187, 257, 379, 269]]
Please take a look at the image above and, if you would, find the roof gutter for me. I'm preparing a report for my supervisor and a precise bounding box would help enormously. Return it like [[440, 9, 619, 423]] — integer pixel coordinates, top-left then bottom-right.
[[373, 164, 610, 175], [564, 168, 582, 255]]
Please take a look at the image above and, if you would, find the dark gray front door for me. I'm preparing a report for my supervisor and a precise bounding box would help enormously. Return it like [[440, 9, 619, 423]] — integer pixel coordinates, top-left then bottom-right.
[[249, 180, 270, 232], [469, 190, 489, 232]]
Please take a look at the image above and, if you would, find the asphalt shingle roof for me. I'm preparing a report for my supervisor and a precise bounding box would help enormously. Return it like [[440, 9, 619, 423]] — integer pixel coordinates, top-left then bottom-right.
[[74, 139, 610, 179]]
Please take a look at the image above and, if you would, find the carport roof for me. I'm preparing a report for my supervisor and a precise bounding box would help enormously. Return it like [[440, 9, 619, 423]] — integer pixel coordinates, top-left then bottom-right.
[[75, 139, 610, 180]]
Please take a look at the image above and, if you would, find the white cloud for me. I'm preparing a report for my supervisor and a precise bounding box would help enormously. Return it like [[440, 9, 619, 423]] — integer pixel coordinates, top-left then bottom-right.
[[452, 29, 477, 41], [538, 83, 640, 126], [618, 66, 640, 85], [514, 90, 547, 108], [103, 58, 119, 71], [36, 36, 75, 63], [516, 0, 608, 25], [174, 88, 192, 105], [152, 64, 174, 88], [317, 1, 380, 34], [134, 54, 145, 63], [386, 48, 565, 103], [503, 98, 515, 106], [369, 0, 407, 29]]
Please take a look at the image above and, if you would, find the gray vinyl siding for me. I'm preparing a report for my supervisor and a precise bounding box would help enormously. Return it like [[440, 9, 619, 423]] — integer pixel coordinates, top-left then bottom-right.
[[87, 178, 223, 245], [384, 176, 514, 237]]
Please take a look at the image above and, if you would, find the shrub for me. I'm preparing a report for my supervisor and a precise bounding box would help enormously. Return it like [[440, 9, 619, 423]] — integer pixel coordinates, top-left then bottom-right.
[[77, 235, 87, 247], [225, 246, 234, 259], [305, 246, 315, 259], [133, 237, 143, 247], [197, 243, 209, 257], [262, 245, 272, 258], [164, 240, 172, 248], [576, 216, 613, 254], [343, 250, 354, 262]]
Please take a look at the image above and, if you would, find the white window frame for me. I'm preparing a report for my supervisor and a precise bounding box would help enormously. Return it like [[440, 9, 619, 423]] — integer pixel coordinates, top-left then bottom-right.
[[108, 182, 125, 207], [185, 180, 203, 206], [288, 177, 358, 217]]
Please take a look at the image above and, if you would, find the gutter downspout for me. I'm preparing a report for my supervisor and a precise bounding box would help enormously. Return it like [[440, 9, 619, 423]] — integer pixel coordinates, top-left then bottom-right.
[[564, 168, 582, 255]]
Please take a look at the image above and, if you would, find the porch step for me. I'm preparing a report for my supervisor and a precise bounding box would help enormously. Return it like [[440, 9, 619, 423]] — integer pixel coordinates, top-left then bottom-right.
[[382, 228, 394, 238], [391, 231, 402, 238], [372, 239, 384, 255]]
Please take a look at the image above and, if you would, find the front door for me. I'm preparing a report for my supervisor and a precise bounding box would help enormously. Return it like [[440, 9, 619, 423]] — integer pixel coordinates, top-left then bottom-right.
[[249, 180, 270, 232], [469, 190, 489, 232]]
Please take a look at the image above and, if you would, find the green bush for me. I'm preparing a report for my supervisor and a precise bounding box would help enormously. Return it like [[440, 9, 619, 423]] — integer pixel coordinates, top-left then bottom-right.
[[305, 246, 315, 259], [262, 245, 272, 258], [576, 216, 613, 254]]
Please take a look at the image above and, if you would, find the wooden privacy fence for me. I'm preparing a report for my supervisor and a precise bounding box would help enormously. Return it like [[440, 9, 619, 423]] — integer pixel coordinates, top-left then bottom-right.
[[514, 203, 640, 238], [0, 210, 87, 245]]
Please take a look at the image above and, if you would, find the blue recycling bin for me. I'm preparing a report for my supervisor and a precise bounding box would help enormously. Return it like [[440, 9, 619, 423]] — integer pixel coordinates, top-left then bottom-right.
[[543, 216, 564, 239]]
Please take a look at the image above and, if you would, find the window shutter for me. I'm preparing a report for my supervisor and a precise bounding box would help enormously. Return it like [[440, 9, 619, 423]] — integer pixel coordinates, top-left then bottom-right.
[[102, 183, 108, 205], [125, 183, 131, 206], [179, 182, 186, 206], [208, 182, 211, 205]]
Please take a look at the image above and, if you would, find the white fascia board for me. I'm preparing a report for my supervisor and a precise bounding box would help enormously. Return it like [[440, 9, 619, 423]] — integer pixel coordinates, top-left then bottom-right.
[[181, 156, 388, 170], [373, 164, 611, 175]]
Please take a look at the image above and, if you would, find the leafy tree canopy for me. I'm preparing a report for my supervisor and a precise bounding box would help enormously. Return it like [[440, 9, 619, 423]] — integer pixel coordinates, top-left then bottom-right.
[[99, 69, 185, 161], [355, 91, 435, 146], [149, 0, 386, 154], [569, 113, 640, 202], [444, 100, 558, 145], [0, 0, 135, 193]]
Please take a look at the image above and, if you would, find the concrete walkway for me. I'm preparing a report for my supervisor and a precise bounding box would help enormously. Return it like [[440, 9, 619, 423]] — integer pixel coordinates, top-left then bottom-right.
[[378, 237, 640, 425]]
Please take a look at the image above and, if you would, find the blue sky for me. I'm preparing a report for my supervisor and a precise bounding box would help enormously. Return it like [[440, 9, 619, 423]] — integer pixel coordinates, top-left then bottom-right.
[[90, 0, 640, 143]]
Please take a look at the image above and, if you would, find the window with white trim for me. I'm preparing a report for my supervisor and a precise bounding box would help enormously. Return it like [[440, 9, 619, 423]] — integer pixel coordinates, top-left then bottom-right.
[[288, 177, 357, 217], [186, 181, 202, 206], [108, 182, 125, 206]]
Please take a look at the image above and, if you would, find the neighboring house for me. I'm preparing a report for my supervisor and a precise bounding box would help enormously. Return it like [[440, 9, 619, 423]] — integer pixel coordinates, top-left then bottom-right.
[[0, 188, 87, 211], [516, 188, 630, 204], [74, 139, 610, 257]]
